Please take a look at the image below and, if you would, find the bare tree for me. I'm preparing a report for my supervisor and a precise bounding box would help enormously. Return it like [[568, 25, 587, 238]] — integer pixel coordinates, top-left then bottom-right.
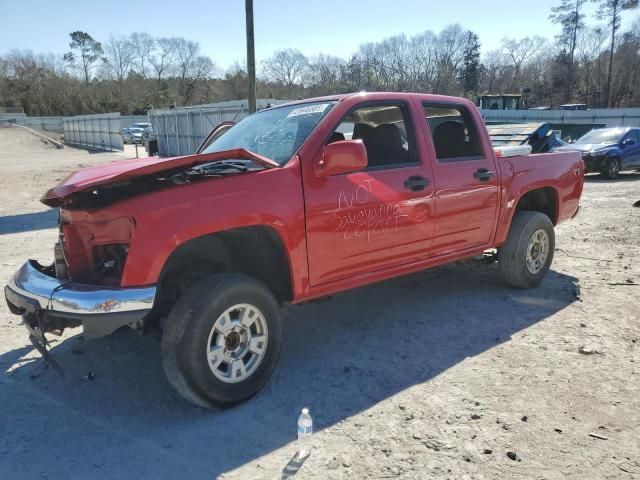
[[129, 32, 154, 79], [262, 49, 309, 93], [380, 35, 412, 90], [170, 38, 218, 100], [576, 26, 607, 104], [482, 49, 508, 94], [501, 36, 547, 91], [593, 0, 639, 106], [2, 49, 78, 115], [149, 37, 176, 81], [609, 30, 640, 106], [408, 31, 438, 91], [309, 54, 345, 94], [103, 35, 134, 83], [173, 38, 199, 88], [182, 55, 216, 103], [7, 20, 640, 115], [221, 61, 248, 99], [434, 25, 468, 93]]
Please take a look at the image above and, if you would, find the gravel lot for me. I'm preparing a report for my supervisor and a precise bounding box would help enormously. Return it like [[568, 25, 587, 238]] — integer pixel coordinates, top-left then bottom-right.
[[0, 126, 638, 479]]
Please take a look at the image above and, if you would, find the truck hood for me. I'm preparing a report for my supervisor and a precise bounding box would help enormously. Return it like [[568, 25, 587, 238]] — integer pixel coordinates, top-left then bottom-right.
[[41, 148, 278, 207], [554, 143, 616, 154]]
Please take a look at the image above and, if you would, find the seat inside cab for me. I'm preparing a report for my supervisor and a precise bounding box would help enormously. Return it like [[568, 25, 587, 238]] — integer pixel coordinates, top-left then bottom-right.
[[327, 105, 411, 168]]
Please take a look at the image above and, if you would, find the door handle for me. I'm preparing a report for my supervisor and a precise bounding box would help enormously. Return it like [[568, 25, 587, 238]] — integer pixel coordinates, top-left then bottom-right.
[[404, 175, 430, 191], [474, 168, 495, 182]]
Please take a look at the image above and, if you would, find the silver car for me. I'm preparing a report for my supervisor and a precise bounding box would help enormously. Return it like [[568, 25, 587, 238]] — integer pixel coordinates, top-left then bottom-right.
[[124, 127, 144, 144]]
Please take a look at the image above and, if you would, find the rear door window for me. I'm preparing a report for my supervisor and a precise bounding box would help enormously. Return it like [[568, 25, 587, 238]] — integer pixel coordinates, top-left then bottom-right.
[[423, 104, 483, 161]]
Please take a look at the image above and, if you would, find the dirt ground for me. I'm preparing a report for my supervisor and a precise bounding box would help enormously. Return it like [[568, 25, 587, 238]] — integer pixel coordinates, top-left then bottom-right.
[[0, 126, 638, 480]]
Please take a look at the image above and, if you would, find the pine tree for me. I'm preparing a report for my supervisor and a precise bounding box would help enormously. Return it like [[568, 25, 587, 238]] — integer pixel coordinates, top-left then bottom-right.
[[550, 0, 587, 102], [459, 32, 481, 95], [63, 31, 104, 84]]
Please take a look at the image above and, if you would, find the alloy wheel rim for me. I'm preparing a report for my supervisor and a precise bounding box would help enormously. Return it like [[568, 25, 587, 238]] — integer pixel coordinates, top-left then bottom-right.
[[206, 303, 268, 383], [610, 160, 619, 177], [525, 229, 549, 275]]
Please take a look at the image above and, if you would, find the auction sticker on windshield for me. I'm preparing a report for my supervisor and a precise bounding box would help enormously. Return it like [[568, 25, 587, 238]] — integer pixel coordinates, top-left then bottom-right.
[[286, 103, 331, 117]]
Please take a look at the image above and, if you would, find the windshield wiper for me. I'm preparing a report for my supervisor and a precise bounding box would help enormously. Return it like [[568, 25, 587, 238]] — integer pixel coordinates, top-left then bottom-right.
[[193, 161, 250, 173], [169, 161, 256, 184]]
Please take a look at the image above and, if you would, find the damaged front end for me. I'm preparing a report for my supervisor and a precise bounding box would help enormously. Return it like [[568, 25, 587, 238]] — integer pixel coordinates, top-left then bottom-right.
[[5, 259, 156, 340], [4, 207, 155, 344], [5, 149, 272, 348]]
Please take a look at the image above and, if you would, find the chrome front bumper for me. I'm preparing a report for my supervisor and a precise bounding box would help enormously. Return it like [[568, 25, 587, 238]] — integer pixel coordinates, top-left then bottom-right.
[[5, 260, 156, 339]]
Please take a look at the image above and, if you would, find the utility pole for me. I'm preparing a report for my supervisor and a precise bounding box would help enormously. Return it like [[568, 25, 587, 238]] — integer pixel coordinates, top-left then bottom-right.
[[245, 0, 256, 114]]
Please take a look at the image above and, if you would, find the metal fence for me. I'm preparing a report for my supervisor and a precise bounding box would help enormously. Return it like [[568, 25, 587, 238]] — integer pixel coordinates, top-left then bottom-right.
[[0, 112, 27, 125], [121, 115, 150, 127], [149, 99, 287, 157], [480, 108, 640, 128], [63, 113, 123, 151], [24, 116, 64, 133], [1, 114, 64, 133], [1, 114, 148, 136]]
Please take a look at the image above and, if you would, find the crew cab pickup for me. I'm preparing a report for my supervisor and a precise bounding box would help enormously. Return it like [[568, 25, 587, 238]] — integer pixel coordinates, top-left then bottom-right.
[[4, 92, 584, 408]]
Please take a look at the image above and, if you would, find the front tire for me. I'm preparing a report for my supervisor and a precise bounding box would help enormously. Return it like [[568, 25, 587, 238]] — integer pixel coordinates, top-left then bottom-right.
[[498, 211, 555, 288], [161, 274, 282, 408], [602, 157, 620, 179]]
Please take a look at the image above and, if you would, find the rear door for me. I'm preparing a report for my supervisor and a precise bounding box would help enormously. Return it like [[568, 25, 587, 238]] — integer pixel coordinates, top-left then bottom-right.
[[421, 102, 500, 257], [302, 101, 435, 286]]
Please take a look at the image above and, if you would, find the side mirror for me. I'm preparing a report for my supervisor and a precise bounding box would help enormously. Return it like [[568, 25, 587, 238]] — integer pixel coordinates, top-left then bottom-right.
[[315, 140, 368, 177], [622, 138, 635, 148]]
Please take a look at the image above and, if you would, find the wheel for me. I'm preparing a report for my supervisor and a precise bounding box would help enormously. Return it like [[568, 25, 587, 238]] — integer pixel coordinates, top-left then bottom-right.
[[498, 211, 555, 288], [602, 157, 620, 179], [161, 274, 282, 408]]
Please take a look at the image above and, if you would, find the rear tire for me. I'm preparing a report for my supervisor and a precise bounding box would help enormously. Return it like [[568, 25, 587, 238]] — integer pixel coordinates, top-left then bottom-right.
[[161, 274, 282, 408], [498, 211, 555, 289]]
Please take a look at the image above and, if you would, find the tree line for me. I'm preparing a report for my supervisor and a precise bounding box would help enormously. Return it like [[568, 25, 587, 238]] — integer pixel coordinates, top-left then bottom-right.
[[1, 0, 639, 116]]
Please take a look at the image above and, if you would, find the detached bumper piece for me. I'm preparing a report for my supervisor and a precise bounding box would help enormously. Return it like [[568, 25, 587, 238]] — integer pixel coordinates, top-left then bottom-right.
[[4, 260, 156, 340]]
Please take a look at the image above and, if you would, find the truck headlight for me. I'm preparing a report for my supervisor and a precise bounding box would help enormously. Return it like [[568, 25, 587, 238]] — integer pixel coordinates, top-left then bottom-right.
[[91, 244, 129, 285]]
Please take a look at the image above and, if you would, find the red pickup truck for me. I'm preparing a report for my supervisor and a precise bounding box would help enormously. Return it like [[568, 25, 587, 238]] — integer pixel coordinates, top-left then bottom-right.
[[5, 92, 584, 408]]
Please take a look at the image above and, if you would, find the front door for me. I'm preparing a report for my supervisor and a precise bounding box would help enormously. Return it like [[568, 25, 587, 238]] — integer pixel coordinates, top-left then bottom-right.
[[622, 130, 640, 168], [422, 102, 500, 257], [303, 102, 435, 286]]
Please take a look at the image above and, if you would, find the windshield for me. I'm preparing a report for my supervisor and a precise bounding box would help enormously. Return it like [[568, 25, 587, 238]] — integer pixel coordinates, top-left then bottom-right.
[[576, 129, 624, 145], [202, 101, 335, 165]]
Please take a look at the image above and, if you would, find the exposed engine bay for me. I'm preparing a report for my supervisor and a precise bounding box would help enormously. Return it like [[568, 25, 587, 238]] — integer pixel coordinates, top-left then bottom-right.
[[55, 160, 264, 210]]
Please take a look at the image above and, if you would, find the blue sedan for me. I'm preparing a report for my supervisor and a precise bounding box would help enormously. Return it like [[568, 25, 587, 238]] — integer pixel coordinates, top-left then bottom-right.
[[555, 127, 640, 179]]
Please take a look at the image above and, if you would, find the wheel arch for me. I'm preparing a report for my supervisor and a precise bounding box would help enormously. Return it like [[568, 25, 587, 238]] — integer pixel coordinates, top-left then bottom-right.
[[514, 186, 559, 225], [154, 225, 294, 314]]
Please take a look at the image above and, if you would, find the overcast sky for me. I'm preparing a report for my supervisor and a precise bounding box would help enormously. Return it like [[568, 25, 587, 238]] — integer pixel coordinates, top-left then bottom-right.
[[1, 0, 636, 68]]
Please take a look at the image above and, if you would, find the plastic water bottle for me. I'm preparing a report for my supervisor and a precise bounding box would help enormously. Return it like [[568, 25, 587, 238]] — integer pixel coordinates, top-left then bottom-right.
[[297, 408, 313, 440]]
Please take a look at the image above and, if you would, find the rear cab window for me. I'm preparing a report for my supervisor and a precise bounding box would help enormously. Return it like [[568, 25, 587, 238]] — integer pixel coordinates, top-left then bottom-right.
[[423, 104, 483, 162]]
